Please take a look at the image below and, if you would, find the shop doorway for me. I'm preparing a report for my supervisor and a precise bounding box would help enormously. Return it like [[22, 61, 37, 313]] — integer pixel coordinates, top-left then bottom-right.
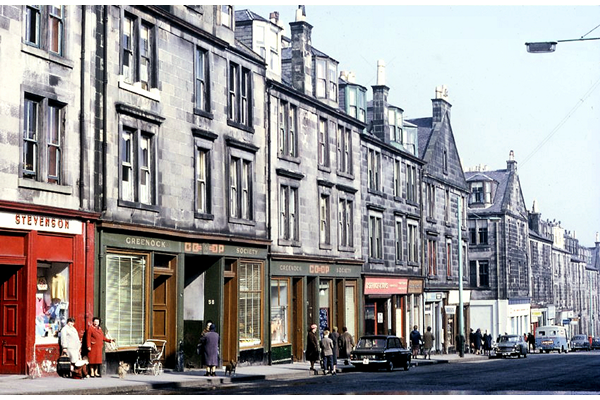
[[152, 254, 177, 368], [292, 278, 303, 362], [0, 264, 25, 374], [222, 259, 237, 364]]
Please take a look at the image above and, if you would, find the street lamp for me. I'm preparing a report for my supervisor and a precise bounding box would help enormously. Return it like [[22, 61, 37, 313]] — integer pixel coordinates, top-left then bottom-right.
[[525, 37, 600, 53]]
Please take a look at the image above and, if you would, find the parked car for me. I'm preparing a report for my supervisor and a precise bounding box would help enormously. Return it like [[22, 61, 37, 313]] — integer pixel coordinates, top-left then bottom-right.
[[490, 334, 528, 358], [350, 335, 411, 371], [570, 335, 591, 351], [591, 337, 600, 350]]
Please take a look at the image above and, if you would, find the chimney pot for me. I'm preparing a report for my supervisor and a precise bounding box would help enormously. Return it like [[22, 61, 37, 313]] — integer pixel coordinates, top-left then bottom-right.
[[377, 60, 385, 86]]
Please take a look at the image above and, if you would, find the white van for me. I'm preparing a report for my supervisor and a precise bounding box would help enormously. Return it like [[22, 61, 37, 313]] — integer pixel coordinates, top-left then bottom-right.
[[535, 325, 569, 353]]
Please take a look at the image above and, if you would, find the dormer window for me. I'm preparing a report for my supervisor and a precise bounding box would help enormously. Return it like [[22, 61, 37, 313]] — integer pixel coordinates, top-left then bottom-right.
[[315, 57, 338, 101], [346, 86, 366, 122], [221, 5, 233, 29], [388, 108, 403, 143], [469, 181, 492, 204]]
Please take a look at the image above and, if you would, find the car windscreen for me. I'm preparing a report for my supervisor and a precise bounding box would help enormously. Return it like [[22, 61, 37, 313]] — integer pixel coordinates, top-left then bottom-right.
[[573, 335, 586, 340], [499, 336, 518, 343]]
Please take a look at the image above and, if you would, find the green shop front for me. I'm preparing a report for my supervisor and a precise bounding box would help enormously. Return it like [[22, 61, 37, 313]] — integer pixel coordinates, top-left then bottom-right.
[[268, 258, 362, 364], [96, 227, 269, 372]]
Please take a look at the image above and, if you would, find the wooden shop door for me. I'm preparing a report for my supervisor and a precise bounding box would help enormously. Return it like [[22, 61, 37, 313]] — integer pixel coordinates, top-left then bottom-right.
[[0, 263, 25, 374], [152, 254, 177, 368]]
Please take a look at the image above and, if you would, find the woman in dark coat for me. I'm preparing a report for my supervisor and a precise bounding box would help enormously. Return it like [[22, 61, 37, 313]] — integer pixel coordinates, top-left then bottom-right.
[[483, 330, 493, 355], [200, 324, 219, 376], [474, 328, 483, 355], [306, 324, 319, 374], [85, 317, 114, 378]]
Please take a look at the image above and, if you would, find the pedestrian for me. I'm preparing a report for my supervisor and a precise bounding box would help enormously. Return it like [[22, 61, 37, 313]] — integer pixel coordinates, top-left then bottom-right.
[[85, 317, 114, 378], [306, 324, 320, 375], [338, 326, 355, 363], [423, 326, 435, 360], [527, 332, 536, 352], [329, 326, 340, 372], [474, 328, 483, 355], [200, 323, 219, 376], [469, 328, 475, 354], [483, 330, 492, 356], [410, 325, 421, 358], [197, 320, 213, 365], [61, 317, 82, 364], [320, 328, 335, 375]]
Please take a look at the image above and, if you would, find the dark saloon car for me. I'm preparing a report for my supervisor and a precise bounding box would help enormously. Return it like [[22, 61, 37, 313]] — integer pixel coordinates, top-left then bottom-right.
[[350, 335, 411, 371], [592, 337, 600, 350], [491, 334, 528, 358], [570, 335, 591, 351]]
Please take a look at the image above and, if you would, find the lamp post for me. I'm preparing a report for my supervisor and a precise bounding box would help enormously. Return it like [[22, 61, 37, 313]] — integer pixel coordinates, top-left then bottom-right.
[[525, 36, 600, 53]]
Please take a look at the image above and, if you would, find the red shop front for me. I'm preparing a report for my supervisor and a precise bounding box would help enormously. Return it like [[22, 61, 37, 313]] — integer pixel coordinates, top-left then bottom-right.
[[0, 201, 97, 375]]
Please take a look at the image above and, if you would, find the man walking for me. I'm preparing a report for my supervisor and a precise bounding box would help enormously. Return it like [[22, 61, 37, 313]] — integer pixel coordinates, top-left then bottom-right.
[[410, 325, 421, 358], [423, 326, 435, 360]]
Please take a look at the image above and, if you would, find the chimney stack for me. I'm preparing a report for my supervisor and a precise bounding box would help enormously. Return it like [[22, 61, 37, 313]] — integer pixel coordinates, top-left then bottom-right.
[[289, 6, 313, 96], [432, 85, 451, 125], [371, 60, 390, 142], [507, 150, 517, 172]]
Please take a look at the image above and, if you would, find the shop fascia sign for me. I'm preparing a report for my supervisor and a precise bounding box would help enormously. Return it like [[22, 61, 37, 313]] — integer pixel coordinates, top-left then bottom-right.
[[364, 277, 408, 295], [271, 260, 360, 277], [185, 242, 267, 258], [0, 211, 82, 235]]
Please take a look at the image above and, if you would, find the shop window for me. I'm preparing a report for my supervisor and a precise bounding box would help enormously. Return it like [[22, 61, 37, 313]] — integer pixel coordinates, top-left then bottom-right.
[[105, 254, 146, 348], [318, 280, 331, 334], [239, 262, 262, 349], [344, 283, 357, 340], [35, 262, 69, 345], [270, 278, 289, 345]]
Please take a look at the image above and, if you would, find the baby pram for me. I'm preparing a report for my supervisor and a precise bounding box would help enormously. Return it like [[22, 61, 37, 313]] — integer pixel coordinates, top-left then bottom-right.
[[133, 339, 166, 375]]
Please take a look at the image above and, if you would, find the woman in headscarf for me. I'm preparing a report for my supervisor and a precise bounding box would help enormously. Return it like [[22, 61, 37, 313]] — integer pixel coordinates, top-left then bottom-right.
[[200, 324, 220, 376]]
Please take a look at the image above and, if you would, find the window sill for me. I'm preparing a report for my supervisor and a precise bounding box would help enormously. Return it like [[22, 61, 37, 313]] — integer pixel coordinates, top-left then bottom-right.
[[118, 79, 161, 102], [228, 217, 256, 226], [336, 170, 354, 180], [118, 199, 160, 213], [426, 217, 437, 224], [406, 200, 419, 207], [367, 188, 384, 196], [21, 43, 74, 69], [227, 119, 255, 134], [278, 239, 301, 247], [367, 257, 384, 264], [194, 212, 214, 220], [319, 243, 332, 251], [193, 108, 214, 120], [18, 178, 73, 195], [338, 246, 355, 253], [278, 154, 301, 164], [318, 165, 331, 173]]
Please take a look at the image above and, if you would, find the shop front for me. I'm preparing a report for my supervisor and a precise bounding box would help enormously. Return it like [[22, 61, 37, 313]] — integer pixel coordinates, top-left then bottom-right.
[[98, 229, 269, 372], [425, 292, 444, 353], [363, 276, 423, 346], [0, 203, 97, 375], [269, 259, 362, 364], [445, 290, 471, 353]]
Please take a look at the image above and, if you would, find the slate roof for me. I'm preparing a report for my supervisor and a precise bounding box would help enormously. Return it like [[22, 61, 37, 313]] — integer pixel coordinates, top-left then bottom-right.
[[235, 9, 270, 23], [405, 117, 433, 159]]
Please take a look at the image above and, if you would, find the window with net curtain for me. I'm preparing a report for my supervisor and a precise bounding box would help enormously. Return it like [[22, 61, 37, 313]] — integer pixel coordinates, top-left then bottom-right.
[[239, 262, 262, 348], [105, 254, 146, 347]]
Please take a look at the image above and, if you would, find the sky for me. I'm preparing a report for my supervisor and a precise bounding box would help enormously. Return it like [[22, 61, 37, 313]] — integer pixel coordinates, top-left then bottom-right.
[[236, 3, 600, 247]]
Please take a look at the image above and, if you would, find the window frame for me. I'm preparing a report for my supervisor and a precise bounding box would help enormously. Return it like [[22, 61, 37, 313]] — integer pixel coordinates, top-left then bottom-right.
[[368, 213, 383, 260], [24, 5, 64, 56], [318, 118, 330, 168], [279, 183, 299, 244], [338, 194, 354, 251], [427, 239, 437, 276], [406, 164, 417, 203], [238, 261, 263, 349], [395, 217, 403, 263], [278, 100, 298, 159], [336, 125, 352, 176], [446, 239, 453, 277], [194, 145, 212, 218], [367, 148, 381, 192], [228, 62, 253, 131], [194, 46, 211, 117], [319, 192, 331, 248], [22, 94, 66, 186], [120, 11, 157, 91], [118, 116, 158, 211], [408, 221, 419, 264]]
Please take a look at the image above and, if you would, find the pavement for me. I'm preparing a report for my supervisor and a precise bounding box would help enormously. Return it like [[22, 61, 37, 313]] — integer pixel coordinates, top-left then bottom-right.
[[0, 352, 487, 395]]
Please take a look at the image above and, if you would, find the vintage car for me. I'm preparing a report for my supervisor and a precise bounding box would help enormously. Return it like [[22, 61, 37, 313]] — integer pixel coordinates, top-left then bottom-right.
[[490, 334, 528, 358], [350, 335, 411, 371], [570, 335, 591, 351], [592, 337, 600, 350]]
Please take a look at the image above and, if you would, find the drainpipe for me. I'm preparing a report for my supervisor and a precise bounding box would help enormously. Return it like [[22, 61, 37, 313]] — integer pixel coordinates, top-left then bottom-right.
[[495, 219, 500, 336], [102, 5, 108, 212], [266, 81, 272, 365], [79, 5, 86, 210]]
